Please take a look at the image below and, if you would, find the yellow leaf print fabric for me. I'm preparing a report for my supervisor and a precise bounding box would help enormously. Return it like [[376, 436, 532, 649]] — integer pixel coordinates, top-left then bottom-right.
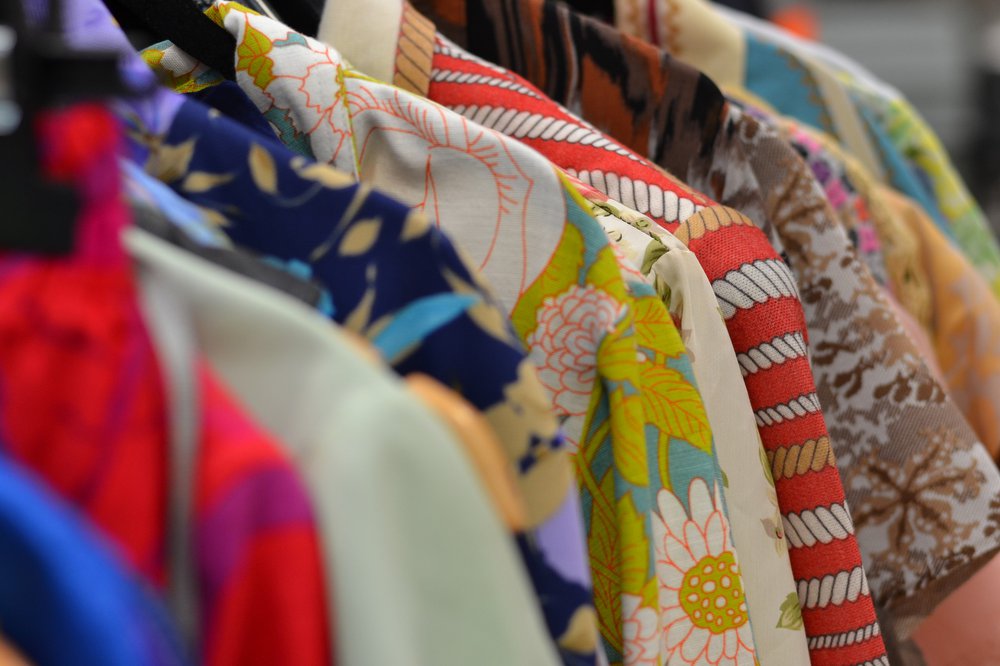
[[582, 192, 761, 665]]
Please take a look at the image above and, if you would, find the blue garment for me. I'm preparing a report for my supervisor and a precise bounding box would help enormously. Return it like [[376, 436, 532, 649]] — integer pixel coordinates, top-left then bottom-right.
[[743, 33, 950, 236], [0, 456, 189, 666]]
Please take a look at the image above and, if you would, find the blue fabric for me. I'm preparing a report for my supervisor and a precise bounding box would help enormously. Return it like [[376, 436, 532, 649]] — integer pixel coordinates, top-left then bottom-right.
[[853, 99, 949, 231], [743, 34, 952, 237], [0, 456, 189, 666], [190, 81, 286, 148]]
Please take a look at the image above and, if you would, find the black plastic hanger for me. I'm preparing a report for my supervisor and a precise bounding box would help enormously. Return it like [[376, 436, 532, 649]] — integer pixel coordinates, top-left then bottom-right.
[[101, 0, 237, 79], [0, 0, 138, 254], [562, 0, 615, 23], [260, 0, 321, 36]]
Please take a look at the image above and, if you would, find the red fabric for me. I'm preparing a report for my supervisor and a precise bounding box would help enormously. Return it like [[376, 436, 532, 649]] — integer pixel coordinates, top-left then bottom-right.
[[0, 105, 332, 666], [679, 222, 884, 665], [197, 374, 333, 666]]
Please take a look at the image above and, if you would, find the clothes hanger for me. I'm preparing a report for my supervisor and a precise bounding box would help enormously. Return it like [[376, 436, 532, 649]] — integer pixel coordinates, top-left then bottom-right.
[[100, 0, 237, 79], [558, 0, 615, 23], [240, 0, 283, 21], [262, 0, 321, 36], [0, 0, 136, 254]]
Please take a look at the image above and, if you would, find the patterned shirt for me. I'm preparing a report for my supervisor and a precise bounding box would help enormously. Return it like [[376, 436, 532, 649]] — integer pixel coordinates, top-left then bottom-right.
[[773, 118, 934, 333], [587, 190, 812, 666], [149, 4, 756, 664], [314, 4, 764, 664], [448, 0, 888, 663], [610, 0, 1000, 299], [784, 123, 890, 288], [736, 109, 1000, 640], [64, 0, 601, 650], [127, 90, 596, 662]]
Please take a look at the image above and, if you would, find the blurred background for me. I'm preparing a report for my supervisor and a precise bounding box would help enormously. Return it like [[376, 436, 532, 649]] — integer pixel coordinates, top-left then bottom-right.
[[719, 0, 1000, 232]]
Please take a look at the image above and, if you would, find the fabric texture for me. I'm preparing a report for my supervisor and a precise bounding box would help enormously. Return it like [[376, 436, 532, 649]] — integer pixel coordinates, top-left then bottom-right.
[[579, 191, 761, 666], [611, 0, 1000, 299], [887, 186, 1000, 460], [130, 199, 332, 313], [317, 3, 766, 663], [126, 227, 565, 666], [452, 2, 889, 663], [719, 5, 1000, 298], [735, 108, 1000, 639], [784, 123, 890, 289], [0, 456, 190, 666], [374, 8, 721, 230], [589, 192, 811, 666], [866, 92, 1000, 295], [772, 119, 934, 333], [0, 104, 332, 666], [466, 0, 1000, 643]]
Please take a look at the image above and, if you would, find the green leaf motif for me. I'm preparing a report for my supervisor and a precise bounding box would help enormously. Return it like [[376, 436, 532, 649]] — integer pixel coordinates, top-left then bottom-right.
[[588, 471, 623, 655], [776, 592, 804, 630], [510, 224, 584, 341], [618, 493, 650, 597], [759, 442, 777, 488], [236, 23, 276, 89], [641, 364, 714, 457]]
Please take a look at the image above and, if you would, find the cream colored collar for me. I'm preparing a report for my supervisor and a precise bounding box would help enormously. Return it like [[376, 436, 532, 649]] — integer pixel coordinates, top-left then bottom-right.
[[614, 0, 745, 89], [317, 0, 405, 83]]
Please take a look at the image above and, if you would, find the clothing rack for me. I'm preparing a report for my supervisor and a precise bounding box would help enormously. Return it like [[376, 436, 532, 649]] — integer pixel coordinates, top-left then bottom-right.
[[0, 1, 996, 665]]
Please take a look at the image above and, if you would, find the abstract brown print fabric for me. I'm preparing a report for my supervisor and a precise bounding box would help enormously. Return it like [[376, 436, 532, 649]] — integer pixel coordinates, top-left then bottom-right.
[[734, 108, 1000, 638]]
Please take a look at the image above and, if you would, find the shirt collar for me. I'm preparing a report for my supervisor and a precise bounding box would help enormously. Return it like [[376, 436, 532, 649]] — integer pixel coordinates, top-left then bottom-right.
[[614, 0, 745, 89], [317, 0, 407, 84]]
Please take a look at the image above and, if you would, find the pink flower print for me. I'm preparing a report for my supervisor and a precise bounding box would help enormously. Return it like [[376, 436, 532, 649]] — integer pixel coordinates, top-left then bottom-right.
[[825, 179, 848, 209], [527, 286, 626, 419], [857, 224, 882, 255]]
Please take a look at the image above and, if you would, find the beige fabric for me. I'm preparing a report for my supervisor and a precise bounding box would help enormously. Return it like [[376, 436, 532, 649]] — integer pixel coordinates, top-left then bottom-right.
[[317, 0, 403, 82]]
